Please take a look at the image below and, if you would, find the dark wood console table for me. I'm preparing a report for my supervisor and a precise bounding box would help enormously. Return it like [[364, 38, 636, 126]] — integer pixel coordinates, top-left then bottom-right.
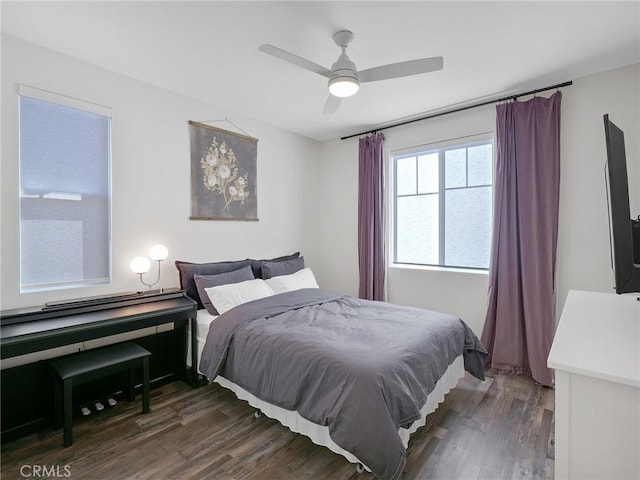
[[0, 289, 198, 442]]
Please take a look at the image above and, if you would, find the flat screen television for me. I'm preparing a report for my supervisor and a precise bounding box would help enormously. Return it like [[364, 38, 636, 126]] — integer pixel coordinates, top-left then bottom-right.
[[603, 114, 640, 294]]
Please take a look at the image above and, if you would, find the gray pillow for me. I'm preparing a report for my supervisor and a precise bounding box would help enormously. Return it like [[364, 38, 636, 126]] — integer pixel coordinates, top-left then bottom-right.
[[261, 257, 305, 279], [193, 265, 256, 315], [175, 258, 252, 310], [249, 251, 300, 278]]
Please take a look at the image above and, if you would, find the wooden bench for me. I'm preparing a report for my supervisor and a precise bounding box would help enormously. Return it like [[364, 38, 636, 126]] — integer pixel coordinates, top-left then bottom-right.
[[51, 342, 151, 447]]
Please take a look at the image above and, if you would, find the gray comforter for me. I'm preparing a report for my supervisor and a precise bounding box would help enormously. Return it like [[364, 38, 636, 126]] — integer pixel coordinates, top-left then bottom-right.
[[199, 289, 487, 480]]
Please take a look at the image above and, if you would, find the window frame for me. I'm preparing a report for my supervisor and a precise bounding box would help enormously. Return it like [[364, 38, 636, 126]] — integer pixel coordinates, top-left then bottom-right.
[[390, 133, 494, 271], [18, 85, 113, 293]]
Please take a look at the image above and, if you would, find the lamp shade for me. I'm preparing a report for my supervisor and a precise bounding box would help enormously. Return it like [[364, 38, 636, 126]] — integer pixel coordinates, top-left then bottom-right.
[[149, 244, 169, 261], [130, 256, 151, 274], [328, 76, 360, 98]]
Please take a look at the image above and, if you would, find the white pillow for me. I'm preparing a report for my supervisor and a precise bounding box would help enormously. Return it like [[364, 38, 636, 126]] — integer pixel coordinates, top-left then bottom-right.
[[204, 278, 274, 315], [264, 267, 319, 294]]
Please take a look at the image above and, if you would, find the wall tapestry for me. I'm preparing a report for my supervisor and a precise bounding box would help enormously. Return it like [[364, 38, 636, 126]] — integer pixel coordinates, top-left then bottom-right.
[[189, 121, 258, 221]]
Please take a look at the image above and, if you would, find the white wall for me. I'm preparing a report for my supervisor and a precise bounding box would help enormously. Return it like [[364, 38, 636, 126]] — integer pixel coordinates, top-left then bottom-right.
[[313, 64, 639, 337], [311, 137, 360, 296], [1, 34, 321, 310]]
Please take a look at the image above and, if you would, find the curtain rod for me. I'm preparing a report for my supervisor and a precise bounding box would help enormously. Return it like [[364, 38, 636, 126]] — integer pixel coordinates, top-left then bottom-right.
[[340, 80, 573, 141]]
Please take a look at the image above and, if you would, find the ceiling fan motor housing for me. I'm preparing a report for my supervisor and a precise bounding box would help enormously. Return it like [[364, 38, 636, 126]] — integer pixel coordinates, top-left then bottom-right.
[[329, 49, 360, 97]]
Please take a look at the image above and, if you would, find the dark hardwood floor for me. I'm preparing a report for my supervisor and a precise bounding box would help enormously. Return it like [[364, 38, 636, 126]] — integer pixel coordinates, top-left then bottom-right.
[[1, 373, 554, 479]]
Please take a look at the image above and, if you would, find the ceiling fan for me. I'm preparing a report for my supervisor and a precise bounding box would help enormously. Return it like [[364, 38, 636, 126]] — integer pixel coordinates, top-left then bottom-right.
[[258, 30, 443, 114]]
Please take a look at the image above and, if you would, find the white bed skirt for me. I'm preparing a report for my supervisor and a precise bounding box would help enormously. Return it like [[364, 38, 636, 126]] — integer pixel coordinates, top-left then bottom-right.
[[214, 356, 464, 470]]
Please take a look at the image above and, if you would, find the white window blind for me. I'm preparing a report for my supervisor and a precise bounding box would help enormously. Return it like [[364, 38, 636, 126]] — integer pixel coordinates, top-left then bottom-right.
[[19, 86, 112, 291]]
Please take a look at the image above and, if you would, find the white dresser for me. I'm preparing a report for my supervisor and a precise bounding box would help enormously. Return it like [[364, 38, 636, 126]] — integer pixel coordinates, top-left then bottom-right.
[[548, 290, 640, 480]]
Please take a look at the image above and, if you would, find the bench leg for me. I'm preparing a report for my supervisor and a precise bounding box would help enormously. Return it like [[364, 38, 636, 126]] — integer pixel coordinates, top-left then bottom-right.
[[142, 357, 150, 414], [63, 379, 73, 447], [127, 369, 135, 401], [53, 377, 62, 429]]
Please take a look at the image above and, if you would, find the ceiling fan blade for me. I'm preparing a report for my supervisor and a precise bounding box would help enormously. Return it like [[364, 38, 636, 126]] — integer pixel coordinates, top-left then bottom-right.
[[322, 94, 342, 115], [258, 44, 334, 79], [358, 56, 444, 83]]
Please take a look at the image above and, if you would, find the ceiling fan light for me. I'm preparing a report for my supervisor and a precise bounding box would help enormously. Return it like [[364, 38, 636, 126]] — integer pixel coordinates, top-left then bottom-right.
[[328, 76, 360, 98]]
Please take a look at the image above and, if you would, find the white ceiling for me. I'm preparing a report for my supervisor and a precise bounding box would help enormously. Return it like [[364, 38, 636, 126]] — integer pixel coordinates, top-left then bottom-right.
[[2, 1, 639, 141]]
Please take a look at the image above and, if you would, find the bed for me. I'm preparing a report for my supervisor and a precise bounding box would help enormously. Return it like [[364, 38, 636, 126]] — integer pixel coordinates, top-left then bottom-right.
[[177, 254, 487, 480]]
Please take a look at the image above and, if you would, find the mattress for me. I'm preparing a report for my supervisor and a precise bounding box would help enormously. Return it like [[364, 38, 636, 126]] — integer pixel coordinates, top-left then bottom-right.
[[187, 308, 465, 470], [186, 308, 217, 370]]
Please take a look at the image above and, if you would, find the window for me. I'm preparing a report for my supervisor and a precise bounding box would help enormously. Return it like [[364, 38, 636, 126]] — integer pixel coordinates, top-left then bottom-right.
[[19, 86, 112, 292], [392, 136, 493, 270]]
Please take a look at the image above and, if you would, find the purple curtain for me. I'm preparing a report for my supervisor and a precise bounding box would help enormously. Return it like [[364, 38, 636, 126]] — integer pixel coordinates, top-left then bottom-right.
[[481, 92, 562, 387], [358, 132, 385, 301]]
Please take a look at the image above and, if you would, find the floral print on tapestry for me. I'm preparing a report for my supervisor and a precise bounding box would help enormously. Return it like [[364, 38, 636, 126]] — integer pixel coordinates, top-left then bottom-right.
[[189, 121, 258, 220]]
